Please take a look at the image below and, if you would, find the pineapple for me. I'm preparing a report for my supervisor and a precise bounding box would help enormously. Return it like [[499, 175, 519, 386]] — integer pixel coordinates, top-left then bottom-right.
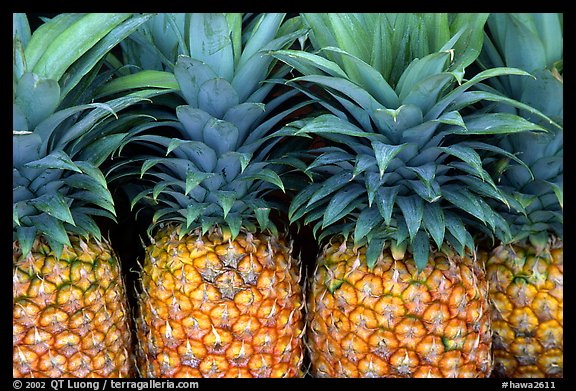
[[476, 13, 563, 378], [272, 13, 546, 377], [12, 13, 157, 377], [108, 13, 308, 377]]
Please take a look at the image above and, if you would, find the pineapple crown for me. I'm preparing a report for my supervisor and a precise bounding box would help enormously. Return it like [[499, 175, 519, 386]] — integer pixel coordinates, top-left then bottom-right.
[[477, 13, 563, 127], [272, 13, 547, 269], [107, 13, 309, 240], [13, 13, 162, 258], [474, 13, 563, 245]]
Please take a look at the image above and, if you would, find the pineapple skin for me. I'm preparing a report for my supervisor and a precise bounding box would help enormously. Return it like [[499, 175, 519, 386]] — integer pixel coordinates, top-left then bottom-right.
[[307, 237, 493, 378], [136, 225, 305, 378], [13, 236, 134, 378], [485, 238, 563, 378]]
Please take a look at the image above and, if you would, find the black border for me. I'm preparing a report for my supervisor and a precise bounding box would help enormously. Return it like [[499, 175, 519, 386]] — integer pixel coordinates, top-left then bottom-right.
[[7, 7, 572, 389]]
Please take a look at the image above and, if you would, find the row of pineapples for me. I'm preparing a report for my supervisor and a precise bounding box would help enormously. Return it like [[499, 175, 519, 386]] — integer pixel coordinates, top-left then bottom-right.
[[13, 13, 562, 378]]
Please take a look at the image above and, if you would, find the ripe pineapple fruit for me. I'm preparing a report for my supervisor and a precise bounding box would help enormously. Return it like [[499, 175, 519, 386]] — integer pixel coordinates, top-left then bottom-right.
[[476, 13, 563, 378], [273, 13, 546, 377], [136, 226, 303, 377], [308, 239, 492, 377], [13, 13, 156, 377], [109, 13, 308, 377]]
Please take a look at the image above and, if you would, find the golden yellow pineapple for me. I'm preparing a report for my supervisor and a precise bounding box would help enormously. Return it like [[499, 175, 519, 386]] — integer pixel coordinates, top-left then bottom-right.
[[135, 226, 304, 377], [484, 240, 563, 377], [478, 13, 563, 378], [13, 237, 133, 377], [307, 238, 492, 378], [13, 13, 154, 378], [272, 13, 545, 377], [109, 14, 308, 377]]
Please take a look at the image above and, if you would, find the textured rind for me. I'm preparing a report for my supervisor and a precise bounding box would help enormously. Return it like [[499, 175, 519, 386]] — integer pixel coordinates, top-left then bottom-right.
[[485, 238, 563, 378], [307, 237, 492, 378], [136, 226, 305, 378], [13, 236, 134, 378]]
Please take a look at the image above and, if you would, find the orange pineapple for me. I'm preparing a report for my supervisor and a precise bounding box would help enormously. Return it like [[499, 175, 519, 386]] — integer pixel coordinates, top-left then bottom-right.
[[109, 13, 309, 377], [477, 13, 563, 377], [273, 13, 545, 377], [12, 13, 151, 377]]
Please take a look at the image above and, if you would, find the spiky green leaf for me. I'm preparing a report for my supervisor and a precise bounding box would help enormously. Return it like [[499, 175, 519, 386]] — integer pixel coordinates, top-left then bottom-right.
[[371, 141, 407, 178]]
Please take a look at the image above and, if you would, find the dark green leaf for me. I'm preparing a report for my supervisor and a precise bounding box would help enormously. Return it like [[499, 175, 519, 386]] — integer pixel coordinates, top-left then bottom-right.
[[225, 213, 242, 240], [254, 207, 270, 231], [70, 212, 101, 241], [185, 171, 213, 196]]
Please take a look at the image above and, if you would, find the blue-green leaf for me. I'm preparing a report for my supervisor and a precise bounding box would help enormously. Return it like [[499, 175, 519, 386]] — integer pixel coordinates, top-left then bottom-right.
[[176, 105, 211, 141], [15, 73, 60, 129], [216, 191, 236, 218], [15, 226, 37, 259], [411, 229, 430, 272], [353, 154, 377, 178], [443, 187, 486, 223], [371, 141, 407, 178], [241, 168, 285, 192], [202, 118, 239, 156], [439, 145, 486, 180], [166, 140, 217, 173], [188, 13, 234, 82], [174, 56, 217, 107], [307, 171, 352, 206], [223, 103, 266, 146], [322, 185, 365, 228], [366, 237, 386, 269], [375, 186, 399, 225], [30, 214, 70, 247], [422, 202, 445, 249], [396, 195, 424, 241], [198, 78, 239, 118], [354, 206, 383, 245], [25, 150, 81, 173], [185, 204, 204, 229]]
